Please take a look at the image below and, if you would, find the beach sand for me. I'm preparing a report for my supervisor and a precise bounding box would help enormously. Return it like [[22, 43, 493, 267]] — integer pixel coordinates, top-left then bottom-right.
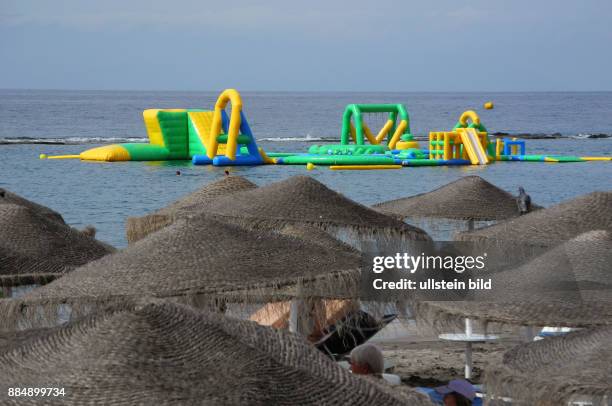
[[372, 322, 523, 387]]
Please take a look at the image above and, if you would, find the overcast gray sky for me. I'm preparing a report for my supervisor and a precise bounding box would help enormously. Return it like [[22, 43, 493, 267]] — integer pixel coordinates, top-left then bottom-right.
[[1, 0, 611, 91]]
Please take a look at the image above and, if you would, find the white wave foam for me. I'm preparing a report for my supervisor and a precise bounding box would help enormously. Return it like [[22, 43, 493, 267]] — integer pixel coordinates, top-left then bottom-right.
[[570, 133, 610, 139], [259, 134, 336, 142], [2, 134, 335, 145]]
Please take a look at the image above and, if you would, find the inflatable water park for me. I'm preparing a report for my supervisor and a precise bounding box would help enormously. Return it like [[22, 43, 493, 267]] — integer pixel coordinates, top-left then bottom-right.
[[41, 89, 612, 169]]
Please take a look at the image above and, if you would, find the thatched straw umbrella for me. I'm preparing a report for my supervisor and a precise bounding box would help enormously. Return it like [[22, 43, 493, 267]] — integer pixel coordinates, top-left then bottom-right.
[[0, 204, 114, 292], [456, 191, 612, 247], [0, 187, 64, 223], [277, 223, 361, 251], [0, 214, 366, 329], [0, 324, 61, 354], [485, 326, 612, 404], [373, 176, 541, 239], [374, 176, 538, 221], [0, 301, 432, 405], [253, 224, 365, 336], [483, 230, 612, 303], [413, 230, 612, 330], [203, 175, 430, 250], [126, 175, 257, 243]]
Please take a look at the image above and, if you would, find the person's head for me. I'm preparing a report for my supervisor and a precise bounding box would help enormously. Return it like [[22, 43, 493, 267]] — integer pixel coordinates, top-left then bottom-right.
[[224, 170, 230, 176], [349, 344, 384, 375], [435, 380, 475, 406], [176, 170, 181, 176], [443, 392, 472, 406], [518, 186, 525, 194]]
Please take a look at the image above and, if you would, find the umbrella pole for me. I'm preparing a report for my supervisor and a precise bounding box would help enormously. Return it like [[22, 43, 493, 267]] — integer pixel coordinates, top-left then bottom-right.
[[289, 298, 326, 340], [440, 318, 498, 381], [289, 298, 318, 336], [289, 299, 302, 334], [465, 342, 473, 379], [467, 219, 475, 231], [465, 318, 473, 379]]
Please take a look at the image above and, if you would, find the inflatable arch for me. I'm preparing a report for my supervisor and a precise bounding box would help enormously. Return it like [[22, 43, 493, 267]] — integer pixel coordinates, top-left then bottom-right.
[[44, 89, 270, 165], [340, 104, 413, 149]]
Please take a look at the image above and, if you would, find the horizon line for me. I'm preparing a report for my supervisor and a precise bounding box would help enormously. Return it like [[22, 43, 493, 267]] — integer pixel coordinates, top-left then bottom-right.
[[2, 88, 612, 93]]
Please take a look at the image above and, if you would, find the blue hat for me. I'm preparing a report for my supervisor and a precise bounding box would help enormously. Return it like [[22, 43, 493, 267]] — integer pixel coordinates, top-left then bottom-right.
[[435, 379, 476, 400]]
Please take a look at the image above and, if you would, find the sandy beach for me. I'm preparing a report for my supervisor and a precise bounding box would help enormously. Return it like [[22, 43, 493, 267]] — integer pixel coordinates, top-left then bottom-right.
[[375, 324, 522, 387]]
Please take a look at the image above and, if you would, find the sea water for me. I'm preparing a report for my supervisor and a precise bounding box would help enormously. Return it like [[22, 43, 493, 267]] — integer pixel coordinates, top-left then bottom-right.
[[1, 90, 611, 247]]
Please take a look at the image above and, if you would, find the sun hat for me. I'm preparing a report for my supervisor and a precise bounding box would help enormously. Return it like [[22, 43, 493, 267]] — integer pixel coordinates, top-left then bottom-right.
[[435, 379, 476, 400]]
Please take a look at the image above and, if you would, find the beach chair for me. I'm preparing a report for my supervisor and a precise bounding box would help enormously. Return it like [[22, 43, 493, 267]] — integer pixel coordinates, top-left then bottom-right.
[[315, 311, 397, 359], [533, 326, 577, 341]]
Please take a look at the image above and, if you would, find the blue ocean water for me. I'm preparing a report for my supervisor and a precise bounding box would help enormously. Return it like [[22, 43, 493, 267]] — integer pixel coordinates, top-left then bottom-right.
[[1, 90, 611, 247]]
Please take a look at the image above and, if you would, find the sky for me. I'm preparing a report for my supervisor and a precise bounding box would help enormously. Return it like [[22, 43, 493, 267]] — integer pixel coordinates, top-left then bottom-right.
[[1, 0, 611, 91]]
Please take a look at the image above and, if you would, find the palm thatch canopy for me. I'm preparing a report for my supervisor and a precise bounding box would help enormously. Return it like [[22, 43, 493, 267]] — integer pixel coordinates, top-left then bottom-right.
[[1, 214, 365, 328], [0, 187, 64, 223], [126, 175, 257, 243], [413, 231, 612, 329], [204, 175, 429, 241], [456, 191, 612, 247], [486, 230, 612, 302], [0, 325, 61, 354], [373, 176, 539, 221], [277, 223, 361, 252], [0, 204, 114, 288], [0, 301, 431, 405], [486, 326, 612, 404]]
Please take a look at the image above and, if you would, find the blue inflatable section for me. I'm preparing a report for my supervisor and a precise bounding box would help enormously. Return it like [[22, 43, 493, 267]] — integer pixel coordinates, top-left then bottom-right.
[[192, 110, 264, 166]]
